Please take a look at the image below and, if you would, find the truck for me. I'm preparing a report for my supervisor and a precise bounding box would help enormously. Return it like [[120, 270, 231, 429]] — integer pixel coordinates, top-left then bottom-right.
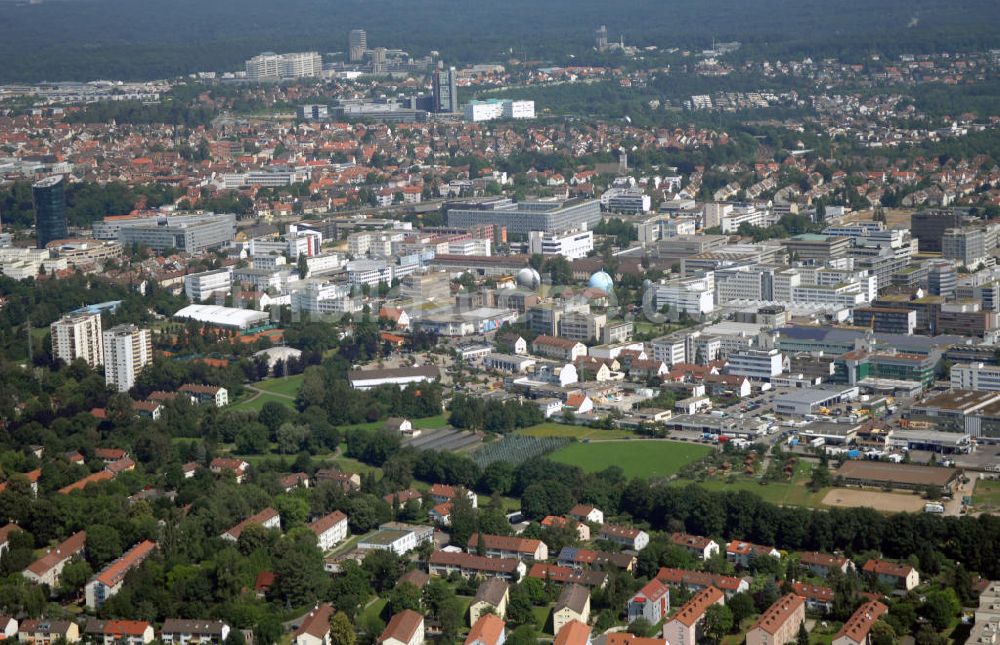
[[924, 503, 945, 514]]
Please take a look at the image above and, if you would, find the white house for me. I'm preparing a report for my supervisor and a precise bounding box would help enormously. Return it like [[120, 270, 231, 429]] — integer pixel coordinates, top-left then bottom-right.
[[310, 511, 349, 551], [293, 603, 334, 645], [379, 610, 425, 645]]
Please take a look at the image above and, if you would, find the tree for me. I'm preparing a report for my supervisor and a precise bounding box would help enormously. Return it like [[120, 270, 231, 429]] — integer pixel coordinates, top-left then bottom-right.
[[703, 604, 734, 643], [297, 254, 309, 279], [258, 401, 291, 435], [86, 524, 123, 569], [388, 582, 422, 615], [330, 612, 356, 645], [329, 562, 373, 619], [362, 549, 404, 592], [921, 589, 960, 631], [870, 620, 897, 645], [727, 591, 756, 625], [796, 621, 809, 645]]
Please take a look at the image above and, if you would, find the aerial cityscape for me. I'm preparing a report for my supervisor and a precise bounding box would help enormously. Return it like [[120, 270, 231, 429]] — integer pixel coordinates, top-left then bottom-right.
[[1, 2, 1000, 645]]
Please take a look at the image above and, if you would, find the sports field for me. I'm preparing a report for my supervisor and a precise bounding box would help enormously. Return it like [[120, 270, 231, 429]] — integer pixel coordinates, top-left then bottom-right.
[[549, 440, 712, 478], [821, 488, 926, 513]]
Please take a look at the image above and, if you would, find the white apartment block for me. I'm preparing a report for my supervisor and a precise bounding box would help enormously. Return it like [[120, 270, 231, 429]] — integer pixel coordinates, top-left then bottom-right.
[[347, 260, 393, 287], [726, 348, 785, 380], [528, 229, 594, 260], [245, 52, 322, 81], [102, 325, 153, 392], [720, 204, 767, 233], [651, 336, 687, 367], [252, 255, 288, 271], [291, 282, 362, 315], [463, 99, 535, 122], [51, 312, 104, 368], [447, 239, 492, 256], [951, 362, 1000, 392], [654, 273, 715, 315], [184, 268, 233, 302]]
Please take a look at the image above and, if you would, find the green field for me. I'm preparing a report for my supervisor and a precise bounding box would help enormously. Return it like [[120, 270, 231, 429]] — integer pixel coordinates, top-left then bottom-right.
[[254, 374, 304, 397], [232, 391, 297, 412], [973, 478, 1000, 510], [549, 440, 712, 479], [517, 423, 637, 441], [342, 414, 449, 433], [672, 461, 830, 508]]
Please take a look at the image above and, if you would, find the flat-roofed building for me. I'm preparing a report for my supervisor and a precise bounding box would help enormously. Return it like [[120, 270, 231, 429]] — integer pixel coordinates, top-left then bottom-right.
[[835, 461, 959, 494], [51, 312, 104, 368], [952, 363, 1000, 392], [852, 307, 917, 335], [889, 429, 972, 454]]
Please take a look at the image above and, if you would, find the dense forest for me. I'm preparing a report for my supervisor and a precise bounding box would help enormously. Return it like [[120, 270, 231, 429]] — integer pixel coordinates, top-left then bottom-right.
[[1, 0, 1000, 82]]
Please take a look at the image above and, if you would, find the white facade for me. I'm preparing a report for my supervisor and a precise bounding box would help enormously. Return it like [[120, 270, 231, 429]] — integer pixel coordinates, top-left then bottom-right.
[[528, 229, 594, 260], [184, 268, 233, 302], [346, 260, 393, 287], [51, 312, 104, 368], [726, 349, 785, 380], [951, 363, 1000, 391], [651, 336, 687, 367], [102, 325, 152, 392], [291, 282, 362, 315], [245, 52, 322, 81], [463, 99, 535, 122], [654, 274, 715, 315]]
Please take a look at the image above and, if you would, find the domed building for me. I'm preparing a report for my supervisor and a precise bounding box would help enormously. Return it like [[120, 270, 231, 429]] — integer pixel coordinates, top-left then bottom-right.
[[516, 267, 541, 290], [588, 270, 614, 293]]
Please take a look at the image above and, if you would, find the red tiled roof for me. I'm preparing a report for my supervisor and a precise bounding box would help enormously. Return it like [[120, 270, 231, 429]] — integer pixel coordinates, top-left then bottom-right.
[[656, 567, 743, 592], [465, 614, 505, 645], [25, 531, 87, 577], [309, 511, 347, 536], [833, 600, 888, 643], [94, 540, 156, 587], [58, 470, 114, 494], [294, 603, 334, 639], [379, 609, 423, 644], [750, 594, 805, 635], [668, 586, 724, 627]]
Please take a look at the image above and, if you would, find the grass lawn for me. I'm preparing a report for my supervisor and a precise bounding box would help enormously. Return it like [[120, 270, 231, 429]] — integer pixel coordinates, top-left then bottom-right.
[[532, 605, 552, 633], [672, 461, 830, 508], [517, 423, 637, 441], [327, 454, 384, 477], [254, 374, 304, 398], [549, 440, 712, 479], [342, 414, 449, 433], [972, 478, 1000, 510], [360, 597, 389, 626], [231, 391, 296, 412]]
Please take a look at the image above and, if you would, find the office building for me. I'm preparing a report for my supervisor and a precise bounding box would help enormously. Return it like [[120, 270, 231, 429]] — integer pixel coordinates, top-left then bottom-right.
[[115, 213, 237, 254], [725, 348, 785, 380], [51, 312, 104, 368], [781, 234, 850, 262], [528, 229, 594, 259], [245, 52, 322, 81], [927, 260, 958, 298], [911, 209, 963, 252], [464, 99, 535, 122], [653, 274, 716, 316], [951, 362, 1000, 392], [851, 307, 917, 335], [103, 324, 153, 392], [33, 175, 68, 249], [348, 29, 367, 62], [942, 227, 987, 266], [601, 187, 651, 214], [433, 66, 458, 113], [184, 268, 233, 302], [447, 198, 600, 236]]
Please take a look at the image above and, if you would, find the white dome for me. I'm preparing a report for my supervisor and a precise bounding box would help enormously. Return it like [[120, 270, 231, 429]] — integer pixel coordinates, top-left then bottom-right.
[[516, 267, 541, 290]]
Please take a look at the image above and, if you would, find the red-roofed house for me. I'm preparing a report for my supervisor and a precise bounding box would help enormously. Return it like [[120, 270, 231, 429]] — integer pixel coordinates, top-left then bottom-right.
[[23, 530, 87, 587], [598, 524, 648, 551], [628, 578, 670, 625], [568, 504, 604, 525], [747, 594, 806, 645], [430, 484, 477, 508], [553, 620, 591, 645], [669, 532, 719, 560], [468, 534, 548, 561], [210, 458, 249, 484], [725, 539, 780, 567], [293, 603, 334, 645], [798, 551, 853, 578], [379, 610, 424, 645], [84, 620, 155, 645], [85, 540, 156, 609], [465, 614, 505, 645], [221, 508, 281, 542], [832, 600, 888, 645], [862, 559, 919, 591], [309, 511, 348, 551], [655, 567, 748, 598], [792, 582, 835, 613], [663, 586, 724, 645]]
